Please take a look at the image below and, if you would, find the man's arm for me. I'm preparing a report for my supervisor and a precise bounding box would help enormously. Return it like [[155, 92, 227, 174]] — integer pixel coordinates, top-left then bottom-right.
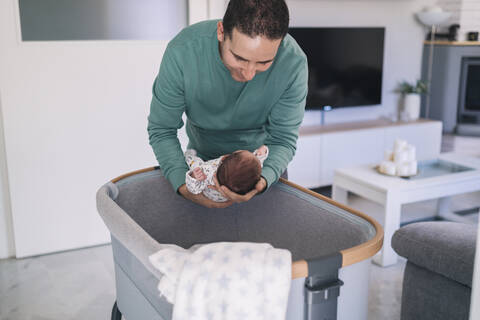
[[261, 58, 308, 189], [148, 46, 189, 192], [148, 46, 234, 209]]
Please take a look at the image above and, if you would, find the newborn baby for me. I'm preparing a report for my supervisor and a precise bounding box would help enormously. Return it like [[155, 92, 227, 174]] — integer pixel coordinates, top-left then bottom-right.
[[184, 146, 269, 202]]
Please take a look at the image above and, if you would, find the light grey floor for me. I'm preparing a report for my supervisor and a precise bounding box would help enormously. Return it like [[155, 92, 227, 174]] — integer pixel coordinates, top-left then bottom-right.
[[1, 134, 479, 320], [0, 244, 116, 320]]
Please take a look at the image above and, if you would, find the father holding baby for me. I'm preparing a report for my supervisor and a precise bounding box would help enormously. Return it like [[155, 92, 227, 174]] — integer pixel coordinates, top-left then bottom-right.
[[148, 0, 308, 208]]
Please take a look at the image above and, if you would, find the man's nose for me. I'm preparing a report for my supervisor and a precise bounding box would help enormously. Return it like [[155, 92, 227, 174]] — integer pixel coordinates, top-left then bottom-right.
[[242, 63, 256, 81]]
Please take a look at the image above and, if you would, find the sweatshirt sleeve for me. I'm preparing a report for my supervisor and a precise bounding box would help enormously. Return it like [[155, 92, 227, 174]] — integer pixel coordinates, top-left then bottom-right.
[[261, 57, 308, 189], [147, 45, 188, 192]]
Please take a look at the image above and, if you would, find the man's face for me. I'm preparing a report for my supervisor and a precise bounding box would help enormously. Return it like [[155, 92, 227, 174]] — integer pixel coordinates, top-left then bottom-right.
[[217, 21, 282, 82]]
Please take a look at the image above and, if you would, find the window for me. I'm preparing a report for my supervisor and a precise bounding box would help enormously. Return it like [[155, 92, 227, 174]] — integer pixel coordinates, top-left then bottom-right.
[[18, 0, 187, 41]]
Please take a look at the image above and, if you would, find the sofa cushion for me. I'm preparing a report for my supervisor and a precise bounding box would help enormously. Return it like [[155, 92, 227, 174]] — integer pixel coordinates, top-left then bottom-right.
[[392, 221, 477, 287], [401, 261, 471, 320]]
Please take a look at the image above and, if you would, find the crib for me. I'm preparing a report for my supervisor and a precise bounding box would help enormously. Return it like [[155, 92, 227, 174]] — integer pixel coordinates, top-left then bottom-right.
[[96, 167, 383, 320]]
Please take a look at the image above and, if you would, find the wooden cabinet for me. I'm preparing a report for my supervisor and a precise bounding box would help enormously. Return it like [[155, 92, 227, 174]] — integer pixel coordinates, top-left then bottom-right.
[[288, 119, 442, 188]]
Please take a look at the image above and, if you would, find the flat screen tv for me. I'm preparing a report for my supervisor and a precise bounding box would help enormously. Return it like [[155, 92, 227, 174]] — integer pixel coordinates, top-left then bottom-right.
[[288, 27, 385, 110]]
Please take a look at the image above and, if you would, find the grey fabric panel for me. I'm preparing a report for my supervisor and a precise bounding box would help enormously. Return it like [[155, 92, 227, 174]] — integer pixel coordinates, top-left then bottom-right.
[[96, 183, 164, 280], [234, 190, 367, 261], [113, 169, 369, 261], [392, 222, 477, 287], [112, 236, 173, 319], [401, 262, 471, 320], [113, 171, 240, 248], [115, 262, 167, 320]]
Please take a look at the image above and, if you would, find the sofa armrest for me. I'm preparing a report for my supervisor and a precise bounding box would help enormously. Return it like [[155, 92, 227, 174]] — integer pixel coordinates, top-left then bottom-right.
[[392, 221, 477, 287]]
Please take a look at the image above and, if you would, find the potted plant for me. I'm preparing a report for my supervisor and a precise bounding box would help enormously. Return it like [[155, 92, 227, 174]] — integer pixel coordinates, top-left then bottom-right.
[[396, 80, 428, 121]]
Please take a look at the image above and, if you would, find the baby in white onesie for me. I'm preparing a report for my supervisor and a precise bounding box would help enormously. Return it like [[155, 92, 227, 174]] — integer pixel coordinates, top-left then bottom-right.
[[184, 146, 269, 202]]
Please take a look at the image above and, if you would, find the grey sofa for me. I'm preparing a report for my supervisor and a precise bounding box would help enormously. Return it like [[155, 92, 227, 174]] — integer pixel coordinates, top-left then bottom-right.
[[392, 221, 477, 320]]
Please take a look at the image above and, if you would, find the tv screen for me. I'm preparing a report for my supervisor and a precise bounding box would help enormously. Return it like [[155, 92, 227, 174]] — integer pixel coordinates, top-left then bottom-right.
[[288, 27, 385, 110]]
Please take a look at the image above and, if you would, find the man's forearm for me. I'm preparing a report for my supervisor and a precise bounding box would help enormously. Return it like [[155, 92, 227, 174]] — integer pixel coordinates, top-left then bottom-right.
[[147, 122, 188, 192], [261, 143, 296, 188]]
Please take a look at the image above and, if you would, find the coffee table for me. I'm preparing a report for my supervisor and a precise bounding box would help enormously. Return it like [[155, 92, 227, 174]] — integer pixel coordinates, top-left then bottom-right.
[[332, 152, 480, 267]]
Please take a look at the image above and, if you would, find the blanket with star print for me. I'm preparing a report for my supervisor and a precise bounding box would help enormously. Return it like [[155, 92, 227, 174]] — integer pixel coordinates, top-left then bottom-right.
[[148, 242, 292, 320]]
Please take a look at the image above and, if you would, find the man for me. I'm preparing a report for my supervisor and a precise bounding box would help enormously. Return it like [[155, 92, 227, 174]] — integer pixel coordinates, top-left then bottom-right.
[[148, 0, 308, 208]]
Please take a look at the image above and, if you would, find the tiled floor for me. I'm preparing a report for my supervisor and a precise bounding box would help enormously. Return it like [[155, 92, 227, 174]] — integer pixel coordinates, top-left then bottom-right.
[[0, 244, 116, 320], [1, 134, 479, 320]]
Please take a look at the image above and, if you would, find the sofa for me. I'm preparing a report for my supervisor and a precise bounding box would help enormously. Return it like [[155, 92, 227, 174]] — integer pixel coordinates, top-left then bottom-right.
[[392, 221, 477, 320]]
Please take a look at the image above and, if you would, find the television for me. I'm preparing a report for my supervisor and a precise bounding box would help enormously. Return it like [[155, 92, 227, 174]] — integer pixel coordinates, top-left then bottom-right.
[[288, 27, 385, 110]]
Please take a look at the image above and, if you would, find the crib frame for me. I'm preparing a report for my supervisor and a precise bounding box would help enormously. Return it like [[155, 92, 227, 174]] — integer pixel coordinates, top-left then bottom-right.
[[98, 167, 383, 320]]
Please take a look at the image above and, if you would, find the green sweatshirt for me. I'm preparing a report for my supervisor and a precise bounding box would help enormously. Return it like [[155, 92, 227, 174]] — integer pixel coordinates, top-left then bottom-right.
[[148, 20, 308, 192]]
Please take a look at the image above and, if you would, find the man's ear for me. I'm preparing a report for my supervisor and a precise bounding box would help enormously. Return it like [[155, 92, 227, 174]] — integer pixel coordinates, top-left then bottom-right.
[[217, 21, 225, 43]]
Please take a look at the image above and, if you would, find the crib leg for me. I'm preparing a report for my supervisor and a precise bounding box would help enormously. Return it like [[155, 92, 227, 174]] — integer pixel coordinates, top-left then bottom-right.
[[111, 301, 122, 320]]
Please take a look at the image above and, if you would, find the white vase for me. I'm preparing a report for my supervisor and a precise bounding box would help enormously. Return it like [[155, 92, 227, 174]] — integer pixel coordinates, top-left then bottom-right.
[[403, 94, 421, 121]]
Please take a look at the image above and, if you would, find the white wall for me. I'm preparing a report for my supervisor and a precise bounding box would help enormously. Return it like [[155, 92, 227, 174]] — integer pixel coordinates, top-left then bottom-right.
[[0, 95, 15, 258], [287, 0, 436, 125], [0, 0, 214, 259], [0, 0, 171, 258], [436, 0, 480, 41]]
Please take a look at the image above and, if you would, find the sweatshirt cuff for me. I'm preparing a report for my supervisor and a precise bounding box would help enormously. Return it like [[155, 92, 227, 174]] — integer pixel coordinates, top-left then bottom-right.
[[261, 166, 278, 191], [168, 168, 188, 194]]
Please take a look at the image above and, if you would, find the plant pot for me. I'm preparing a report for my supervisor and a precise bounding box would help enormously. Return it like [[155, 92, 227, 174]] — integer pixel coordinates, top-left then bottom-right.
[[403, 94, 421, 121]]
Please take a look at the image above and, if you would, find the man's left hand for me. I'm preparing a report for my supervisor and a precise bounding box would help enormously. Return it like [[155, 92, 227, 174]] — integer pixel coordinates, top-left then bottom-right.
[[211, 174, 267, 203]]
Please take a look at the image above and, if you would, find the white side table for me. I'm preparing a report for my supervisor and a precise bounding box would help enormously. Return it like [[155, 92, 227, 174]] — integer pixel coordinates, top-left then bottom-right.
[[332, 153, 480, 267]]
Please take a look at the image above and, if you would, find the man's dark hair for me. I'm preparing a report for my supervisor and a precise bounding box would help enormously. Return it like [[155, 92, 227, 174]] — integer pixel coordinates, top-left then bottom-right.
[[222, 0, 289, 40], [217, 151, 261, 195]]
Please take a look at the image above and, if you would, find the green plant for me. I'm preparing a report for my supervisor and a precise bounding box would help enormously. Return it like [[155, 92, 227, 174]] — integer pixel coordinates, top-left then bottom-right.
[[396, 80, 428, 95]]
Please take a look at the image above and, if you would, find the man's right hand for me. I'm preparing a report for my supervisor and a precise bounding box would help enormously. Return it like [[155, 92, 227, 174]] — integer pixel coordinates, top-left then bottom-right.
[[178, 184, 233, 209]]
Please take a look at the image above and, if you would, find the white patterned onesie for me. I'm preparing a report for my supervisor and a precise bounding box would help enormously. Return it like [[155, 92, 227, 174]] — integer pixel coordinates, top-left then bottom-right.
[[184, 147, 269, 202]]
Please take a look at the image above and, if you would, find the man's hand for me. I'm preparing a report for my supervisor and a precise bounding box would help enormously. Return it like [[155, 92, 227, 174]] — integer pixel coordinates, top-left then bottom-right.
[[211, 174, 267, 203], [178, 184, 233, 208]]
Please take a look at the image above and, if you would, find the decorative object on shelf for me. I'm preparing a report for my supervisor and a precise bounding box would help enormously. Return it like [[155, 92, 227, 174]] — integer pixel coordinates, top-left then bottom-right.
[[377, 139, 418, 177], [416, 6, 452, 119], [426, 24, 460, 41], [467, 31, 479, 41], [396, 80, 428, 121]]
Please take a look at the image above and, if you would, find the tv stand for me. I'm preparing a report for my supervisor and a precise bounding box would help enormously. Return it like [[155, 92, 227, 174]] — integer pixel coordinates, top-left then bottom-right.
[[288, 118, 443, 188]]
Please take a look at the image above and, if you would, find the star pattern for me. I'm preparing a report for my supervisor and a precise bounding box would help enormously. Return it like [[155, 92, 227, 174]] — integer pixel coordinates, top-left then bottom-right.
[[238, 267, 250, 280], [241, 247, 253, 258], [151, 242, 291, 320], [218, 274, 231, 290], [203, 250, 214, 261]]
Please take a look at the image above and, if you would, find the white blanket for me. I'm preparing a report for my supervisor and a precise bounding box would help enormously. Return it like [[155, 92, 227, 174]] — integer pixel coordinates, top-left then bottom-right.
[[149, 242, 292, 320]]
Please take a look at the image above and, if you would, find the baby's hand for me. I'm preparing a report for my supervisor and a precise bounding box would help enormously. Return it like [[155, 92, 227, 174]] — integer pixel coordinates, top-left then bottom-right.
[[255, 145, 268, 157], [190, 167, 207, 181]]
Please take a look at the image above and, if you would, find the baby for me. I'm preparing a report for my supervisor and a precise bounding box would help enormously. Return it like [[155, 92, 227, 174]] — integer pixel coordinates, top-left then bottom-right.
[[184, 146, 269, 202]]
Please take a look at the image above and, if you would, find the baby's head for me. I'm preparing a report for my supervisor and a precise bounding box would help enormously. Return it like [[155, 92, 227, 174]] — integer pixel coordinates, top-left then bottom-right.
[[217, 150, 261, 195]]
